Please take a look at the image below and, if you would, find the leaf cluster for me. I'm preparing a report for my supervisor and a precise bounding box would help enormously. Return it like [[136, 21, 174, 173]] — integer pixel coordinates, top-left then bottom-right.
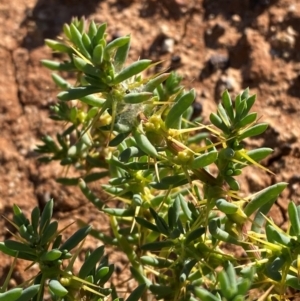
[[0, 200, 117, 301]]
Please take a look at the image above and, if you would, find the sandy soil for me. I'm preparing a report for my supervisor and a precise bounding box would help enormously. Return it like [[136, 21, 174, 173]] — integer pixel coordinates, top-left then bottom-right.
[[0, 0, 299, 296]]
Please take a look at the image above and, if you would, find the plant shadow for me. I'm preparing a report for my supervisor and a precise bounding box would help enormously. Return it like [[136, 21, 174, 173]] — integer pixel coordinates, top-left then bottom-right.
[[21, 0, 103, 50]]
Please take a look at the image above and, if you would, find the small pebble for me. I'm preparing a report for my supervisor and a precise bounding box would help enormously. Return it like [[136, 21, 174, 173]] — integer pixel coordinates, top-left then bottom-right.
[[219, 75, 237, 91], [171, 55, 181, 64], [9, 278, 17, 288], [161, 38, 175, 53], [191, 101, 203, 119], [231, 14, 241, 23], [208, 53, 230, 70], [288, 5, 296, 13]]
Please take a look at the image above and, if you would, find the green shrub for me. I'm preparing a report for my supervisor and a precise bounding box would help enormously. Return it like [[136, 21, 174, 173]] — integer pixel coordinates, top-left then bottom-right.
[[1, 17, 298, 301]]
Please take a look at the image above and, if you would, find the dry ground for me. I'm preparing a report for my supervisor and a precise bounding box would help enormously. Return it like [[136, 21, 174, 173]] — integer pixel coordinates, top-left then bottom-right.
[[0, 0, 299, 296]]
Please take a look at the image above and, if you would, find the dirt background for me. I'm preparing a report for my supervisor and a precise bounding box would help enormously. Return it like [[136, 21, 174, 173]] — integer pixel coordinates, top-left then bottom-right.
[[0, 0, 300, 296]]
